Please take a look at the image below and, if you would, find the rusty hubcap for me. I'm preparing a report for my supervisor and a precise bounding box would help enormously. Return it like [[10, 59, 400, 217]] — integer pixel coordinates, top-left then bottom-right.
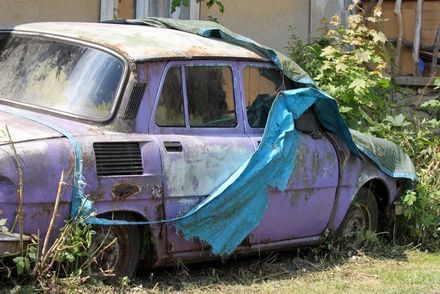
[[342, 205, 370, 239]]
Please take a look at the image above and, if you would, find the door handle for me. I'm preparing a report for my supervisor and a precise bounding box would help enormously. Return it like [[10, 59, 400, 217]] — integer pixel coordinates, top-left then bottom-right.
[[164, 141, 183, 152]]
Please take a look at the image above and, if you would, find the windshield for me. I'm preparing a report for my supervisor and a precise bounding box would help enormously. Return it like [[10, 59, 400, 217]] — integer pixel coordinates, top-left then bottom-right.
[[0, 34, 124, 120]]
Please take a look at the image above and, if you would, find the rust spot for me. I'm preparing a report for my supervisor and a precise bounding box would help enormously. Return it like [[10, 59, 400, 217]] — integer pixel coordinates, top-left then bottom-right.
[[41, 204, 52, 214], [151, 185, 164, 198], [155, 203, 164, 221], [111, 182, 140, 200], [81, 150, 94, 169], [89, 188, 104, 201], [156, 203, 165, 242], [158, 223, 164, 241], [289, 190, 301, 207], [65, 152, 75, 178], [166, 240, 175, 253]]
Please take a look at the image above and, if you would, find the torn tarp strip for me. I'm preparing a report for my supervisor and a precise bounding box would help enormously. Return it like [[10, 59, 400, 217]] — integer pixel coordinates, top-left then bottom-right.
[[85, 88, 320, 241]]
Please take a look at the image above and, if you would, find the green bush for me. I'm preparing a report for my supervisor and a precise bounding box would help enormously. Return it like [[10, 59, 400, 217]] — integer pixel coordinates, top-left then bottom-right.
[[287, 3, 440, 249], [363, 112, 440, 249], [288, 6, 392, 124]]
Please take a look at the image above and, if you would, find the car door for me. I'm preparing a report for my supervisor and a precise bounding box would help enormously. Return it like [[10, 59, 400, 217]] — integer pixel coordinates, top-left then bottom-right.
[[238, 62, 339, 244], [149, 61, 255, 253]]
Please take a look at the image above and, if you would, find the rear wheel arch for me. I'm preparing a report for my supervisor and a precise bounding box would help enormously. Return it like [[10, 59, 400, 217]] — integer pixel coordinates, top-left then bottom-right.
[[337, 187, 379, 241], [337, 179, 390, 237], [362, 179, 389, 209], [361, 179, 391, 229]]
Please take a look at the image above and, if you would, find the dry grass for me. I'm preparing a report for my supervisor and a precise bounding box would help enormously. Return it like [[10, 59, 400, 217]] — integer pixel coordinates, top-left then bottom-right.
[[64, 247, 440, 294]]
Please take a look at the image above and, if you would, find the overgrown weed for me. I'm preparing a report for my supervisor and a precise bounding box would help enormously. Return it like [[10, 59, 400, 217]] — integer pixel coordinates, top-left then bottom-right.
[[0, 214, 97, 292]]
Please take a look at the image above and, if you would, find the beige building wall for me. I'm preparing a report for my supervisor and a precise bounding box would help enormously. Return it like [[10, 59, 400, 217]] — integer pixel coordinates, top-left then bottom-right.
[[200, 0, 344, 55], [0, 0, 100, 28], [200, 0, 311, 55]]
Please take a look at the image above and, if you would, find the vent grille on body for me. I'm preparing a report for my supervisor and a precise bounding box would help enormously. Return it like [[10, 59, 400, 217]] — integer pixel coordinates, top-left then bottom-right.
[[94, 142, 143, 176], [123, 81, 147, 120]]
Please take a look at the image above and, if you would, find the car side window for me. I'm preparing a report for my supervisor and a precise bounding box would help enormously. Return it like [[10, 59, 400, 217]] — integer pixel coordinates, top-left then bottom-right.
[[243, 66, 283, 128], [155, 66, 185, 127], [185, 65, 237, 127]]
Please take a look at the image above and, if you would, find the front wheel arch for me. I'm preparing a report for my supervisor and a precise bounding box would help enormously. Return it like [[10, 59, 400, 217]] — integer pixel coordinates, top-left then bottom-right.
[[360, 179, 391, 230]]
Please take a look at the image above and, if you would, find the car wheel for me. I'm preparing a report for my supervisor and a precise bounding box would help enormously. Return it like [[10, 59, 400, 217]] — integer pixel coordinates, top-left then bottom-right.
[[89, 221, 141, 279], [338, 187, 378, 243]]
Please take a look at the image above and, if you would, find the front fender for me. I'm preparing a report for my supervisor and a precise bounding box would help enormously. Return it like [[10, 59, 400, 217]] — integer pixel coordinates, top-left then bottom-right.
[[0, 139, 74, 237]]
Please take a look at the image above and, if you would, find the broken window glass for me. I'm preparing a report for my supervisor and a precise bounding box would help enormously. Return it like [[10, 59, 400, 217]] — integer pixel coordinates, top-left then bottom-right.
[[244, 66, 283, 128]]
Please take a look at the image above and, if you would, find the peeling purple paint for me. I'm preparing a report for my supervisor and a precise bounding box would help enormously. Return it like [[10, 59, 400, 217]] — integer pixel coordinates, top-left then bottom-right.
[[0, 23, 406, 269]]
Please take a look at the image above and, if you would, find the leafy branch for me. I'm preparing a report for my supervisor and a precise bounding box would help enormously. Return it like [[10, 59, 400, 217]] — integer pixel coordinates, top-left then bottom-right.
[[171, 0, 224, 13]]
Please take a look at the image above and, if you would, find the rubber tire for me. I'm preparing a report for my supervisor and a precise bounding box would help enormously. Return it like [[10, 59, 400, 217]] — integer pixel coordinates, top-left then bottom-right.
[[337, 187, 379, 242], [91, 216, 141, 279]]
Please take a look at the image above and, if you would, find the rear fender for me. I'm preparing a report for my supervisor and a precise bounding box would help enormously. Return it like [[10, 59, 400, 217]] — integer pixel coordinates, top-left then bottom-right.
[[326, 150, 398, 233]]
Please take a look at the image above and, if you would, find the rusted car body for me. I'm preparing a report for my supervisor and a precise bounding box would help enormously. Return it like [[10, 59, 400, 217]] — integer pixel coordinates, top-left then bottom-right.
[[0, 22, 407, 276]]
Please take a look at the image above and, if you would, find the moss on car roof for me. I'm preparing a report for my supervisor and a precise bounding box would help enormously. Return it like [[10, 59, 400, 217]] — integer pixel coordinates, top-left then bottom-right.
[[10, 22, 265, 61]]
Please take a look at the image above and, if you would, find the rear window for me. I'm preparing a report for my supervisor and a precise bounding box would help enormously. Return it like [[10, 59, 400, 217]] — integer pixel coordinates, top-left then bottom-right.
[[0, 34, 124, 120]]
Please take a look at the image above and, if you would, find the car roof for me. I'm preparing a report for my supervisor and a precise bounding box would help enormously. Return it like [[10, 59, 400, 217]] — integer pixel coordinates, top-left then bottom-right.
[[10, 22, 266, 62]]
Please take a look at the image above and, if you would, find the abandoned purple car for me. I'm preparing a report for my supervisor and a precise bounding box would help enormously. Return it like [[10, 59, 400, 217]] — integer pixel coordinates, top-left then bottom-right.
[[0, 21, 413, 278]]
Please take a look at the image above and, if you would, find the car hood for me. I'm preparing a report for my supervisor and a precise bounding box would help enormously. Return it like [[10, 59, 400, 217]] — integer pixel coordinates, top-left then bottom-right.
[[0, 110, 63, 144]]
